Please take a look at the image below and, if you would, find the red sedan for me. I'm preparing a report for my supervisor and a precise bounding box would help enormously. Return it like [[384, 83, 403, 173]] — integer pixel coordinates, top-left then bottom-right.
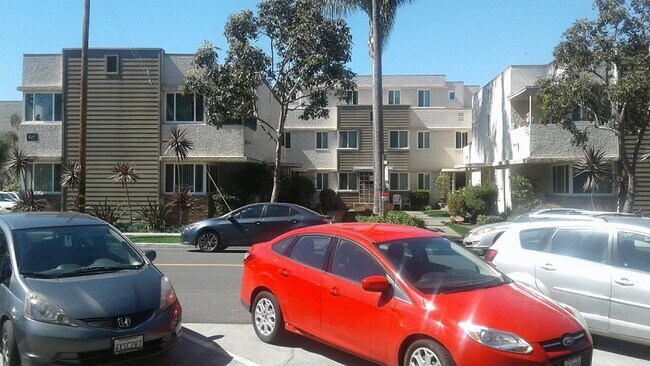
[[240, 223, 592, 366]]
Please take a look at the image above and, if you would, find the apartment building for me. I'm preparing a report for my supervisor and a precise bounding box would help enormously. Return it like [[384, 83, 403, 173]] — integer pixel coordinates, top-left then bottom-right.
[[464, 64, 619, 214], [284, 75, 478, 209], [18, 49, 279, 219]]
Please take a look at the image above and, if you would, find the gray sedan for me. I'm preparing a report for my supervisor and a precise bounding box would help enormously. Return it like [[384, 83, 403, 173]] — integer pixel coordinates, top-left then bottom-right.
[[0, 212, 182, 365], [181, 203, 331, 252]]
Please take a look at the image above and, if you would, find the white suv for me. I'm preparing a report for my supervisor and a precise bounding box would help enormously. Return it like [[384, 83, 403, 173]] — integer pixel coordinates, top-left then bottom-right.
[[488, 217, 650, 345]]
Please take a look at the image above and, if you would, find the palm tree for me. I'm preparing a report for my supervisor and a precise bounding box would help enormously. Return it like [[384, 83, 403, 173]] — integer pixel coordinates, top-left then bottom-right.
[[5, 146, 32, 189], [324, 0, 416, 215], [109, 161, 140, 223], [574, 145, 611, 210], [164, 127, 194, 225], [60, 160, 82, 211]]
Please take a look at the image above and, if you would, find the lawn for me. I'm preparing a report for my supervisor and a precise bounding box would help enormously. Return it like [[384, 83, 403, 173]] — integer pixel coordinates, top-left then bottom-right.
[[443, 222, 470, 237], [423, 210, 450, 218], [127, 236, 181, 244]]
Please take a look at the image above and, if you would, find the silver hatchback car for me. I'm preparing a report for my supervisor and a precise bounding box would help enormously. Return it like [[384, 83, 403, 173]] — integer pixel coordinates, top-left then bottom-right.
[[0, 212, 182, 365], [488, 217, 650, 345]]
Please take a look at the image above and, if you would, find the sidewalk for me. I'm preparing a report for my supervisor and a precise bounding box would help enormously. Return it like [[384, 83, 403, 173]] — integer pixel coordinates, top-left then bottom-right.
[[403, 211, 464, 242]]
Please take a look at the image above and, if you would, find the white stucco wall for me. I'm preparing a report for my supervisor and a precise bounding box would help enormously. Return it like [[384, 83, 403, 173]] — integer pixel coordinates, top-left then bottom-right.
[[163, 54, 194, 90], [19, 122, 62, 158], [161, 124, 245, 159], [282, 130, 337, 170], [529, 123, 618, 159], [22, 55, 62, 89]]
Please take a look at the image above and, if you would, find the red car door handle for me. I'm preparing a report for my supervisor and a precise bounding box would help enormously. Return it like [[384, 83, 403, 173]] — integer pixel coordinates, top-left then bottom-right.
[[278, 268, 290, 277], [291, 219, 298, 224], [615, 278, 634, 286], [540, 263, 556, 271], [329, 287, 341, 297], [255, 221, 262, 226]]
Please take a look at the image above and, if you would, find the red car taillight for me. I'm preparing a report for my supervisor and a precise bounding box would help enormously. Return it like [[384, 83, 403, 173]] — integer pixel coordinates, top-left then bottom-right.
[[484, 249, 498, 263], [244, 246, 257, 264]]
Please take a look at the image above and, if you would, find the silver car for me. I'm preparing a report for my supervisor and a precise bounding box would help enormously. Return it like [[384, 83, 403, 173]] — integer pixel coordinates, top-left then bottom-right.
[[0, 212, 182, 365], [488, 217, 650, 345]]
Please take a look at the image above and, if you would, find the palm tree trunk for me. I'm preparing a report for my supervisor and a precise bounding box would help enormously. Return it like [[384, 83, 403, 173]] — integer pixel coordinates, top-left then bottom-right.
[[125, 183, 132, 223], [371, 0, 384, 216], [176, 157, 183, 226]]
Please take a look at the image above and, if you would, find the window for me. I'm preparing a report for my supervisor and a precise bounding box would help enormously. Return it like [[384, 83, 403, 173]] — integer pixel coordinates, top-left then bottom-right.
[[26, 164, 62, 192], [106, 55, 119, 74], [232, 205, 263, 219], [315, 173, 329, 191], [417, 173, 431, 190], [272, 237, 294, 254], [571, 106, 592, 122], [617, 231, 650, 272], [346, 90, 358, 105], [455, 132, 468, 149], [165, 93, 204, 122], [487, 113, 491, 137], [417, 90, 431, 107], [289, 235, 332, 269], [316, 132, 329, 149], [389, 130, 409, 149], [339, 172, 358, 190], [449, 91, 456, 100], [266, 205, 294, 218], [459, 113, 465, 121], [549, 229, 609, 263], [281, 132, 291, 149], [388, 90, 401, 105], [332, 239, 385, 283], [552, 164, 613, 194], [389, 172, 409, 191], [24, 93, 63, 122], [338, 131, 358, 149], [164, 164, 205, 193], [519, 228, 555, 251], [417, 131, 430, 149]]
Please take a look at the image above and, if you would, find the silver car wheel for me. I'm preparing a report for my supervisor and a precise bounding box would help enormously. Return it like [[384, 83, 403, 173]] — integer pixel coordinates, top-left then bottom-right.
[[409, 347, 441, 366], [198, 232, 220, 252], [254, 298, 276, 336]]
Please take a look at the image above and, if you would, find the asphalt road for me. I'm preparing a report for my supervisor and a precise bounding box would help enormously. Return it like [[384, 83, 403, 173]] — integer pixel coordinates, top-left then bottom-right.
[[145, 245, 650, 366]]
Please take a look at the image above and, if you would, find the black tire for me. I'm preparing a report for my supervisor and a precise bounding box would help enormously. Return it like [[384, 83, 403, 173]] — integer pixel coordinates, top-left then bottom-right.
[[251, 291, 285, 344], [1, 320, 20, 366], [197, 230, 222, 252], [404, 339, 455, 366]]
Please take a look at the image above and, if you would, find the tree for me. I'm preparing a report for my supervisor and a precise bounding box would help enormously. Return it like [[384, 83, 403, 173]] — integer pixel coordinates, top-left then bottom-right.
[[183, 0, 355, 202], [5, 146, 31, 189], [574, 144, 611, 209], [537, 0, 650, 212], [60, 159, 81, 210], [164, 126, 195, 226], [9, 113, 21, 130], [109, 161, 140, 223], [324, 0, 416, 214]]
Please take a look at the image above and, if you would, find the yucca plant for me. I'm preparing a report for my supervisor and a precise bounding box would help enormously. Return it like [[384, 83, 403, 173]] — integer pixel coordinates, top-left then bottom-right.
[[109, 161, 140, 223], [88, 198, 125, 226], [5, 146, 31, 189], [164, 126, 194, 192], [14, 190, 47, 212], [171, 188, 197, 226], [138, 197, 172, 232], [573, 145, 611, 210], [60, 160, 81, 211]]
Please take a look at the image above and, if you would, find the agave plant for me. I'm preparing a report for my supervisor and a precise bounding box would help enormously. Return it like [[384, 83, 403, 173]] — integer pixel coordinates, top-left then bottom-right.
[[88, 198, 125, 226], [171, 188, 197, 226], [164, 127, 194, 191], [14, 190, 47, 212], [138, 197, 172, 232], [60, 160, 81, 189], [5, 146, 32, 189], [573, 145, 611, 210], [109, 161, 140, 223]]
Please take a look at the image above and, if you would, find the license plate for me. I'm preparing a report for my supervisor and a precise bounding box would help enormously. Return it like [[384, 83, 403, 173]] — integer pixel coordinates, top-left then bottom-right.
[[113, 334, 144, 355], [564, 355, 581, 366]]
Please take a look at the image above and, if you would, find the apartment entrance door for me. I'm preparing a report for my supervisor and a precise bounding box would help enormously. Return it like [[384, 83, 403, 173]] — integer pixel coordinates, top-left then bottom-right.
[[358, 172, 373, 204]]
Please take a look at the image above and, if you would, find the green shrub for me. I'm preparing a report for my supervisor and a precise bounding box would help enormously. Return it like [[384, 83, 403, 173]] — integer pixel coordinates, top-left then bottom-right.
[[511, 174, 541, 215], [477, 215, 504, 225], [355, 211, 425, 228], [14, 190, 47, 212], [423, 210, 450, 217], [212, 190, 237, 217], [435, 171, 451, 202], [463, 184, 498, 220], [88, 198, 124, 226], [447, 190, 466, 217], [138, 197, 172, 232], [278, 174, 316, 208], [410, 190, 430, 210]]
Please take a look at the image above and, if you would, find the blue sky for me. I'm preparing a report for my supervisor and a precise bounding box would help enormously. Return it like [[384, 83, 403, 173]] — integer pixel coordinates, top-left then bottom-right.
[[0, 0, 596, 101]]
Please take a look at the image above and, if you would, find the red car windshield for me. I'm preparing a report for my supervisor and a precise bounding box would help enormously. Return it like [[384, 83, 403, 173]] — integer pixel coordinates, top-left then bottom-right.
[[377, 237, 509, 294]]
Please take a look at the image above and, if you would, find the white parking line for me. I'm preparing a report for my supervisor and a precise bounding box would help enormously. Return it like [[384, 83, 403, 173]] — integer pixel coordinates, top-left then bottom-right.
[[183, 331, 261, 366]]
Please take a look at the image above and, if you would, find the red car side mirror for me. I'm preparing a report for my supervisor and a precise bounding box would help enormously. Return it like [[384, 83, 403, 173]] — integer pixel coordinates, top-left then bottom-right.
[[361, 275, 390, 292]]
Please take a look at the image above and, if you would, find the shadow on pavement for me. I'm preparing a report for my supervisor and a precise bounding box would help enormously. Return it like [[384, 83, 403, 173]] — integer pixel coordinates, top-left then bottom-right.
[[188, 248, 249, 254], [148, 328, 234, 365], [593, 335, 650, 361], [278, 332, 378, 366]]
